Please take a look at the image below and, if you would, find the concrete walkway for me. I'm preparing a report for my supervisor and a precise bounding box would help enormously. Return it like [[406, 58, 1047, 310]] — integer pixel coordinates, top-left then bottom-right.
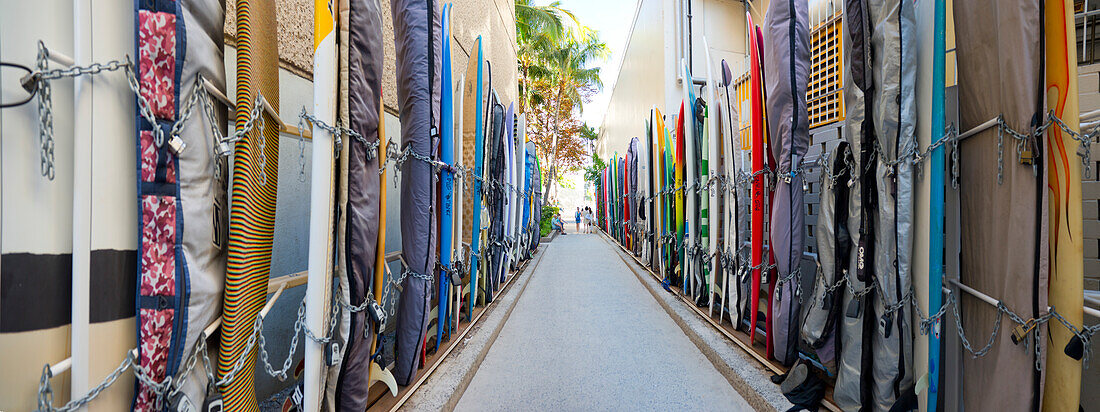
[[454, 232, 754, 411]]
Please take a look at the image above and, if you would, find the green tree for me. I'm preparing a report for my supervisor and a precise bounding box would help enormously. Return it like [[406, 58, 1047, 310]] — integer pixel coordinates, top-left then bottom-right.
[[535, 30, 607, 204], [515, 1, 608, 204]]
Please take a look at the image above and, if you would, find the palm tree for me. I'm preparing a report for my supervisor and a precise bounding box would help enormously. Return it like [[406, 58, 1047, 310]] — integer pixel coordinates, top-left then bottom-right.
[[538, 29, 608, 204], [515, 1, 575, 113]]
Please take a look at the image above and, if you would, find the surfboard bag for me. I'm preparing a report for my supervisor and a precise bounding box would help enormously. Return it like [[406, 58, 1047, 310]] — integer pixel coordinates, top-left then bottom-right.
[[487, 96, 505, 295], [864, 1, 918, 409], [532, 153, 543, 251], [524, 142, 537, 253], [954, 1, 1048, 410], [763, 0, 811, 367], [392, 0, 441, 386], [800, 143, 851, 376], [628, 138, 640, 254], [833, 1, 873, 408], [334, 0, 384, 407], [502, 104, 515, 270], [133, 1, 227, 409]]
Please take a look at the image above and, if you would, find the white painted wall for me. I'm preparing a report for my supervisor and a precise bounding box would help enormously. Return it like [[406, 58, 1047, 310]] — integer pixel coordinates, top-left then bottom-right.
[[596, 0, 758, 162]]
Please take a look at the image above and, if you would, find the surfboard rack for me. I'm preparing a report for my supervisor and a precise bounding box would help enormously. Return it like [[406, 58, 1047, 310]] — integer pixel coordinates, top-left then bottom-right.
[[200, 77, 312, 139], [37, 44, 75, 68], [369, 362, 398, 396], [949, 278, 1100, 320]]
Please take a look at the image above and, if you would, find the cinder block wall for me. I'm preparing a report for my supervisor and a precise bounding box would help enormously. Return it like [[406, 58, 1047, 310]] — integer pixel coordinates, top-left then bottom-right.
[[1078, 62, 1100, 292]]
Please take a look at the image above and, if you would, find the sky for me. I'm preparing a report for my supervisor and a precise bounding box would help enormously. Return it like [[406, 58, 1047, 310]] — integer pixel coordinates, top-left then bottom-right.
[[535, 0, 637, 128]]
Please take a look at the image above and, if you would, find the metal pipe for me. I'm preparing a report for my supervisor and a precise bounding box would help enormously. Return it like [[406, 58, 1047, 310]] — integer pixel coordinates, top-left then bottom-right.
[[950, 279, 1100, 327], [1080, 108, 1100, 122], [956, 117, 999, 141], [687, 0, 693, 73], [44, 47, 75, 68], [1085, 0, 1091, 60], [49, 357, 73, 376]]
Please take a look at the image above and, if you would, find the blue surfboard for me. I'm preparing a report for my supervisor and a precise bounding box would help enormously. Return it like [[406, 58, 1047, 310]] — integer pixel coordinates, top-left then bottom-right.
[[437, 2, 454, 349], [928, 0, 946, 408], [467, 37, 485, 318]]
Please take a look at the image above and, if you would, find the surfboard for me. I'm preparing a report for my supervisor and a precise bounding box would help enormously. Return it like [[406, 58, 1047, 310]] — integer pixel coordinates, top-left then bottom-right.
[[515, 116, 527, 260], [1043, 0, 1084, 409], [674, 104, 685, 290], [681, 59, 696, 297], [453, 71, 464, 334], [487, 92, 505, 300], [221, 0, 282, 409], [654, 110, 666, 280], [437, 2, 453, 352], [702, 38, 720, 318], [720, 59, 741, 328], [463, 37, 483, 318], [917, 0, 946, 408], [369, 96, 391, 391], [649, 109, 659, 270], [953, 0, 1047, 409], [0, 5, 85, 409], [78, 2, 144, 409], [747, 12, 765, 346]]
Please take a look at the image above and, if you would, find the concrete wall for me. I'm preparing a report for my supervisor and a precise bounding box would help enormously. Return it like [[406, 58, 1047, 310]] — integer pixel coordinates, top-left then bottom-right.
[[1075, 61, 1100, 410]]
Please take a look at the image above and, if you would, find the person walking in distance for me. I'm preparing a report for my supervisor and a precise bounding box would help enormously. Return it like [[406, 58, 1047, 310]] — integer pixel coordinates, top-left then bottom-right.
[[584, 207, 594, 233], [575, 207, 582, 232]]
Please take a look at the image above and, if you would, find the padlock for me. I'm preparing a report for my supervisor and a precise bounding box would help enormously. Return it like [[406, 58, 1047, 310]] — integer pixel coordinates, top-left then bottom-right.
[[324, 341, 340, 366], [167, 135, 188, 155], [202, 381, 223, 412], [169, 391, 196, 412], [1065, 335, 1084, 360], [20, 73, 39, 94], [449, 270, 462, 286], [212, 200, 225, 250], [367, 300, 386, 325], [880, 313, 893, 338], [1010, 321, 1035, 345], [845, 299, 861, 318], [216, 140, 233, 157]]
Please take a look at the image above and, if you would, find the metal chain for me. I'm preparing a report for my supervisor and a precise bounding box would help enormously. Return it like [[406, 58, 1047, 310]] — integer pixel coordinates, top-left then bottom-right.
[[33, 43, 56, 180]]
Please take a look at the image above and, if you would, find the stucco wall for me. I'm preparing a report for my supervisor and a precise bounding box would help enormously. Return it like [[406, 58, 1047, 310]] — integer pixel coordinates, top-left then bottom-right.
[[597, 0, 753, 160], [226, 0, 519, 113], [595, 0, 666, 160]]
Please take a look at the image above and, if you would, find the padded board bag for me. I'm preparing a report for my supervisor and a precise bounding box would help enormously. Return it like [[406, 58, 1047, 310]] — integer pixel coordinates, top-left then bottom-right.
[[132, 0, 228, 409], [334, 0, 385, 408], [391, 0, 442, 386], [762, 0, 811, 367]]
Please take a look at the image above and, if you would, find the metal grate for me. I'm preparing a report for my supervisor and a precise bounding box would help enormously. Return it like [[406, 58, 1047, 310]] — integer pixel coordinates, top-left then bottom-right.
[[807, 12, 844, 129]]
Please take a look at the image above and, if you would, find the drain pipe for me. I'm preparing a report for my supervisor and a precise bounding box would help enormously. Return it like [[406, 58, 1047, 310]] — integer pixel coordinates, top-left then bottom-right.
[[687, 0, 693, 73]]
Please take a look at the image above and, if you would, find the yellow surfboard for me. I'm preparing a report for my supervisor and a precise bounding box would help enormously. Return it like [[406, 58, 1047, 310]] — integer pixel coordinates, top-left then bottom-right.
[[1043, 0, 1084, 410]]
